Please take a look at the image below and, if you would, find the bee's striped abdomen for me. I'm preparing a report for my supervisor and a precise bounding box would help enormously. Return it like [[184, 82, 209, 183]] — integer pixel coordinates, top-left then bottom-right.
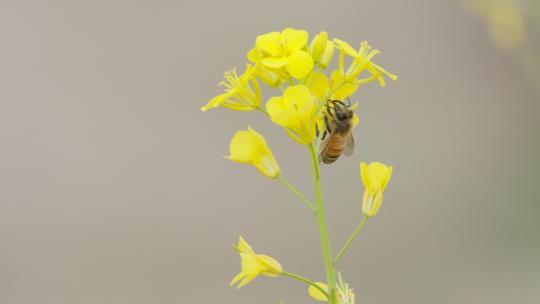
[[320, 134, 347, 164]]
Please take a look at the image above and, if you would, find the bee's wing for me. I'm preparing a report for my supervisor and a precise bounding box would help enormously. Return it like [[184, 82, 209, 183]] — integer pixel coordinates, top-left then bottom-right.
[[343, 133, 354, 156]]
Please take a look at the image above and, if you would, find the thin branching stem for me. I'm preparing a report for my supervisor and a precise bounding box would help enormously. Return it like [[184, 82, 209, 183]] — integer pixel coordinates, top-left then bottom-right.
[[277, 176, 316, 214], [334, 215, 369, 264], [282, 271, 328, 299]]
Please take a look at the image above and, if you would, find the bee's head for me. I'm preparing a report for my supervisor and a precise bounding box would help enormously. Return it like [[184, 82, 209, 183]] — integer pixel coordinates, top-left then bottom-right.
[[326, 99, 354, 122], [335, 106, 353, 121]]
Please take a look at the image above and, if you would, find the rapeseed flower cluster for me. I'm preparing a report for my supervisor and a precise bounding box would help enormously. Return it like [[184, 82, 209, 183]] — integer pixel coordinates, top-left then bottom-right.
[[202, 28, 397, 304]]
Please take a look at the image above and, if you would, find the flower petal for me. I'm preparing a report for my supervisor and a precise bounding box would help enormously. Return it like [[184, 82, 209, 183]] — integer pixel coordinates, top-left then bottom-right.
[[284, 127, 306, 145], [282, 28, 309, 52], [201, 89, 237, 111], [286, 50, 314, 79], [236, 274, 257, 289], [230, 272, 245, 286], [310, 31, 328, 63], [230, 236, 282, 289], [262, 56, 289, 69], [255, 31, 281, 56], [283, 84, 312, 106], [363, 162, 393, 189], [226, 130, 258, 163], [257, 254, 283, 276], [381, 166, 393, 191], [334, 38, 358, 57], [266, 96, 287, 112], [309, 71, 329, 101], [237, 236, 255, 255], [226, 129, 280, 178], [246, 48, 259, 62], [254, 63, 285, 87], [308, 282, 329, 301], [267, 85, 317, 145], [352, 113, 359, 127], [319, 41, 335, 68], [330, 71, 359, 100]]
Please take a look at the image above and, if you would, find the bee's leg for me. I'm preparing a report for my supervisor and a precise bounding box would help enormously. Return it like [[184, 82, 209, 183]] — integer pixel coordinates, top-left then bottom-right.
[[321, 130, 328, 140], [324, 115, 332, 134], [326, 104, 335, 118], [346, 97, 351, 106], [315, 123, 320, 137]]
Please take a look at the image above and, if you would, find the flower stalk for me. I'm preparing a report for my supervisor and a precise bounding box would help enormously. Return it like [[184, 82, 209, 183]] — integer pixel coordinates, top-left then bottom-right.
[[309, 143, 338, 304], [334, 215, 368, 264], [277, 175, 316, 213], [282, 271, 329, 299]]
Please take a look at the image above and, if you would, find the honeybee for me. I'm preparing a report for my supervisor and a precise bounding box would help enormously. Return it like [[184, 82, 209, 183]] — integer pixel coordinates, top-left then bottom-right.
[[318, 99, 355, 164]]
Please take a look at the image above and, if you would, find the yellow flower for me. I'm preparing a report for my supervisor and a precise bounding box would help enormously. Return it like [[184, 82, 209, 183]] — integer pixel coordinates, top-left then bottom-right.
[[230, 236, 283, 289], [329, 70, 380, 100], [307, 71, 329, 102], [226, 127, 281, 179], [252, 62, 287, 87], [309, 31, 335, 69], [266, 85, 318, 145], [247, 28, 314, 80], [334, 39, 397, 86], [308, 282, 355, 304], [201, 64, 261, 111], [303, 72, 359, 133], [308, 282, 329, 302], [306, 69, 377, 102], [360, 162, 393, 217]]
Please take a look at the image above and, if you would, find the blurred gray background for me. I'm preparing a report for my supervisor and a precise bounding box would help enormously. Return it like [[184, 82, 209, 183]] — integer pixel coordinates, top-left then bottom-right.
[[1, 0, 539, 303]]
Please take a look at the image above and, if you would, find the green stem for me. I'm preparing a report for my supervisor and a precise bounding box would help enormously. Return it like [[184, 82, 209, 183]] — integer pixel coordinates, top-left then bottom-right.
[[277, 176, 316, 214], [308, 144, 338, 304], [334, 215, 369, 264], [282, 271, 328, 299], [256, 106, 270, 118]]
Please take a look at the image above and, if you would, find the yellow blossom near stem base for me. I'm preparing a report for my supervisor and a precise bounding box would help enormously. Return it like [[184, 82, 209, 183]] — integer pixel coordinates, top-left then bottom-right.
[[308, 281, 355, 304], [226, 127, 281, 179], [360, 162, 393, 217], [230, 236, 283, 289]]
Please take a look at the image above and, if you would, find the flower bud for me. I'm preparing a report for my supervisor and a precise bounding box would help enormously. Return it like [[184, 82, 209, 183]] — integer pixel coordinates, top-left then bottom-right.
[[360, 162, 393, 217]]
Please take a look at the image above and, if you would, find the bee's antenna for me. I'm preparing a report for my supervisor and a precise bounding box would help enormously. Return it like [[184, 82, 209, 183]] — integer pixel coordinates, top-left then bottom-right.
[[335, 100, 347, 107]]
